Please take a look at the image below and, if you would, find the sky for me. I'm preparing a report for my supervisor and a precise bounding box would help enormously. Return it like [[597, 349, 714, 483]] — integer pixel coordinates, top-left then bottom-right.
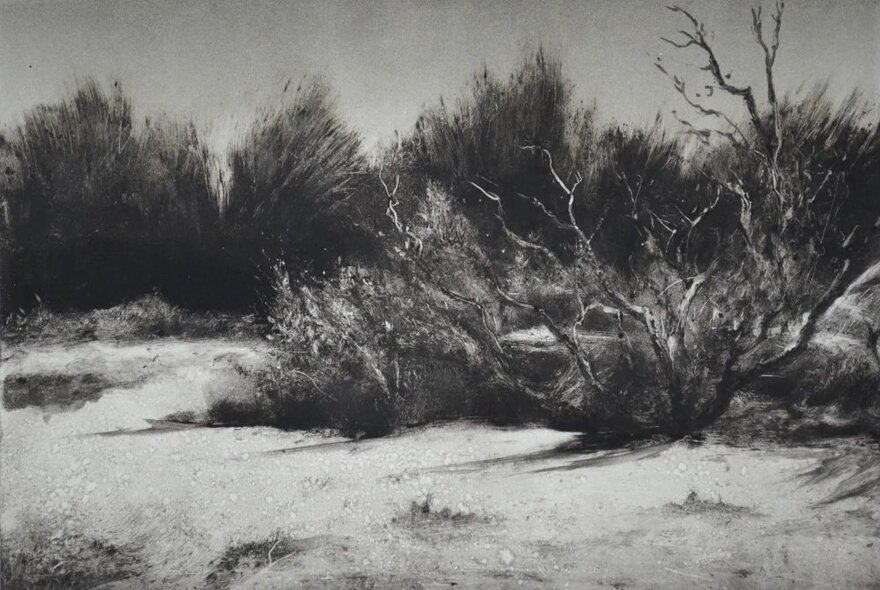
[[1, 0, 878, 152]]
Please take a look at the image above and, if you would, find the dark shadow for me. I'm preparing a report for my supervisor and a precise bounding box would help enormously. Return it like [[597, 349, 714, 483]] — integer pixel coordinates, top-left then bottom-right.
[[2, 373, 119, 412], [424, 429, 686, 474], [797, 445, 880, 505], [265, 439, 361, 455], [261, 418, 554, 456], [89, 418, 204, 437]]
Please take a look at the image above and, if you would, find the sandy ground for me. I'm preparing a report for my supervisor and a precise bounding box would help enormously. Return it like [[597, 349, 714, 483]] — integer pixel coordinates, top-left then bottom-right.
[[1, 338, 879, 589]]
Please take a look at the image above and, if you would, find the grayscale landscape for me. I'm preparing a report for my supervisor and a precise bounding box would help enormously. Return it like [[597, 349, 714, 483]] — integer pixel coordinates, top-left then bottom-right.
[[1, 1, 878, 588]]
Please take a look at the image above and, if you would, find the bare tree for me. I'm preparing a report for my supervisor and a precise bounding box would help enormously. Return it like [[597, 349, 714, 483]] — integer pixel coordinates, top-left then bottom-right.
[[378, 166, 591, 422], [657, 3, 878, 415], [388, 3, 878, 435], [371, 3, 879, 436]]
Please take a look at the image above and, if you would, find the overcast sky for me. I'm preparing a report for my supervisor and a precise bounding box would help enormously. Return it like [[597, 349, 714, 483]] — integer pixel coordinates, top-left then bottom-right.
[[2, 0, 878, 151]]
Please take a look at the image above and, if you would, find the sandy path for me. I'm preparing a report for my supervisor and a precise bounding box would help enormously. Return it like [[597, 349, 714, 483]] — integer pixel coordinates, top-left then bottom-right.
[[1, 339, 878, 589]]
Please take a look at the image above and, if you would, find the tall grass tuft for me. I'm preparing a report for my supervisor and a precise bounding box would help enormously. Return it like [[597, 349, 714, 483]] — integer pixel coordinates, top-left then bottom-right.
[[224, 80, 368, 278], [412, 47, 572, 186], [0, 80, 259, 312]]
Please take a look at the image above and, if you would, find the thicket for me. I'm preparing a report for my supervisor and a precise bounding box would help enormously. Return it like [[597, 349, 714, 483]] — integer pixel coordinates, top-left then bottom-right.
[[0, 82, 247, 311], [223, 81, 375, 284], [2, 5, 878, 439], [252, 8, 880, 437], [1, 79, 369, 315]]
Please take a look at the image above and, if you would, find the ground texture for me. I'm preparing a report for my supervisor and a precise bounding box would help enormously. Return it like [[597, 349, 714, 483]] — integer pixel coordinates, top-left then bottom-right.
[[1, 339, 878, 589]]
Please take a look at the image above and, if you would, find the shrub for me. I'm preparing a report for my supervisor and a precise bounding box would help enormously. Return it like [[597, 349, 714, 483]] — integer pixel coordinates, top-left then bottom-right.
[[412, 47, 571, 187], [220, 184, 550, 437], [224, 80, 369, 281], [386, 9, 880, 436], [406, 49, 583, 254], [206, 532, 300, 589], [783, 339, 880, 411], [1, 294, 259, 343], [247, 262, 492, 437], [0, 80, 257, 313], [1, 525, 142, 590]]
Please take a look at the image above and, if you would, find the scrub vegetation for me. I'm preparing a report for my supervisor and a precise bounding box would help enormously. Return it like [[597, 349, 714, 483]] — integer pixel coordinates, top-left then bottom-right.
[[2, 4, 878, 440]]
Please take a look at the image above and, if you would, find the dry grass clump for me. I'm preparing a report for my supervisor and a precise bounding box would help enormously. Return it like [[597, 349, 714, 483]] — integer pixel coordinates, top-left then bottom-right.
[[1, 527, 143, 590], [665, 490, 751, 516], [393, 495, 487, 527], [205, 532, 300, 589], [2, 294, 259, 344]]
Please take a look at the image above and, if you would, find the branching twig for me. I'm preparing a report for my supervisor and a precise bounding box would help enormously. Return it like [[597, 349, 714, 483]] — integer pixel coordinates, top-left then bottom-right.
[[663, 4, 781, 156]]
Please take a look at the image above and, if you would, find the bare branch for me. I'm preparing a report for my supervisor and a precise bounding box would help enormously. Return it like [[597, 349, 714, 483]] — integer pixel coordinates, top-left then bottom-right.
[[520, 144, 591, 246], [655, 61, 748, 145], [469, 181, 560, 261], [486, 267, 608, 400], [751, 2, 784, 108], [518, 144, 576, 196], [752, 1, 785, 160], [738, 255, 857, 384], [379, 165, 423, 255], [664, 4, 774, 153], [673, 261, 717, 342]]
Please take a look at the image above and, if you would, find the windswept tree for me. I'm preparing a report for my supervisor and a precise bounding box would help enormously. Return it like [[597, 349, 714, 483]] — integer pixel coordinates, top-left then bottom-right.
[[644, 2, 880, 425], [380, 5, 880, 434]]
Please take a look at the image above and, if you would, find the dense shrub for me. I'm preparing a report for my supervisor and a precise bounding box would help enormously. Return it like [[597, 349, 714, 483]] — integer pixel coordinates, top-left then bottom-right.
[[224, 80, 372, 283], [405, 50, 580, 253], [408, 49, 709, 270], [219, 185, 551, 437], [0, 81, 256, 313], [2, 294, 259, 343], [412, 48, 571, 186], [394, 43, 880, 435]]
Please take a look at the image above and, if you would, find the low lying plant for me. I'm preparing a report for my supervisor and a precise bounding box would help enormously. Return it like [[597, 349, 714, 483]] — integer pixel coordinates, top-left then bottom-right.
[[1, 527, 143, 590], [393, 495, 486, 526], [2, 295, 260, 344]]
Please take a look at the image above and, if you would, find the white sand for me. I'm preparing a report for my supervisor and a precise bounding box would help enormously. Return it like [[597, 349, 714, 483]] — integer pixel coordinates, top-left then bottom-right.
[[2, 339, 878, 588]]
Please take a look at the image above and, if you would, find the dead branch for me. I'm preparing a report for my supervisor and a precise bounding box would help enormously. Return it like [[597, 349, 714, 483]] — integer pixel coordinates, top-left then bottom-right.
[[377, 171, 569, 411], [379, 166, 423, 255], [752, 3, 784, 119], [469, 181, 560, 262], [664, 4, 781, 155], [514, 145, 684, 391], [736, 238, 859, 386], [654, 61, 748, 145], [485, 266, 607, 402]]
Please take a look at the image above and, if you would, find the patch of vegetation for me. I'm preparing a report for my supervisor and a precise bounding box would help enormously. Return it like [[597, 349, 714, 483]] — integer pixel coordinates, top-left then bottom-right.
[[0, 80, 264, 313], [205, 532, 300, 589], [2, 295, 260, 344], [224, 79, 371, 283], [1, 529, 143, 590], [665, 491, 751, 516], [2, 372, 115, 411], [3, 4, 879, 443], [393, 495, 485, 526]]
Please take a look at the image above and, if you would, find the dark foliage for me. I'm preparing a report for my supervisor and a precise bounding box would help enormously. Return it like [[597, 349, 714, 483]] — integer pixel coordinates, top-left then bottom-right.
[[223, 80, 372, 285], [0, 81, 257, 314]]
